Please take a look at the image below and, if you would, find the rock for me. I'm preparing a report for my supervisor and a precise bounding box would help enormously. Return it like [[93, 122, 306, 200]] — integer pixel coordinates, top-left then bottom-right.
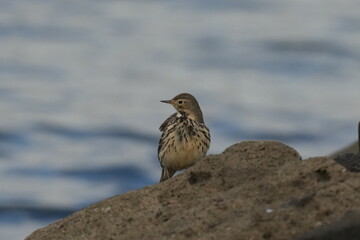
[[334, 153, 360, 172], [328, 121, 359, 159], [297, 211, 360, 240], [328, 140, 359, 159], [25, 141, 360, 240]]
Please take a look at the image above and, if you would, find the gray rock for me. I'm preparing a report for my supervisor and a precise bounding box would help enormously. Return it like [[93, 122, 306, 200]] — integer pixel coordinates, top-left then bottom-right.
[[298, 211, 360, 240], [334, 153, 360, 172], [25, 141, 360, 240]]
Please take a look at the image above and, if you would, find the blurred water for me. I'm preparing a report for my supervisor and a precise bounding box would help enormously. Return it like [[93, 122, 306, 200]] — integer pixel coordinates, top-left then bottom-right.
[[0, 1, 360, 239]]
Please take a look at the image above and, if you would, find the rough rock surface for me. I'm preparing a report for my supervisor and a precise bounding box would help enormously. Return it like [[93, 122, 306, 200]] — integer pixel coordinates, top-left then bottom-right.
[[334, 153, 360, 172], [25, 141, 360, 240], [328, 141, 359, 158], [297, 211, 360, 240]]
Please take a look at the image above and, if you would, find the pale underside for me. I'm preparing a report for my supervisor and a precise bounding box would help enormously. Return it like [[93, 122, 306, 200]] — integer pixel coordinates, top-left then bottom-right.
[[160, 130, 208, 170], [158, 114, 210, 171]]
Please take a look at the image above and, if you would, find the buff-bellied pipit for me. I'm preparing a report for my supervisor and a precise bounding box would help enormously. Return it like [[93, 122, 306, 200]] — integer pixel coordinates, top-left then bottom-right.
[[158, 93, 211, 182]]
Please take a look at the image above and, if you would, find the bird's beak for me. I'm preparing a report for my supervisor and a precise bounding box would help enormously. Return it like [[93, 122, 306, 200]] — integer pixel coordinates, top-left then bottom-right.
[[161, 100, 172, 104]]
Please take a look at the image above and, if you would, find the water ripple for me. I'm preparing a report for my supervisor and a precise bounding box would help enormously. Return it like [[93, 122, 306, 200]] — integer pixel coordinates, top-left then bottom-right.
[[0, 206, 75, 223], [35, 123, 157, 143], [0, 23, 90, 41]]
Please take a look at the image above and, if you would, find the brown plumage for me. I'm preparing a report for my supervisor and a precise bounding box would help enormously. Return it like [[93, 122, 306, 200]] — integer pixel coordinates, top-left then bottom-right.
[[158, 93, 211, 182]]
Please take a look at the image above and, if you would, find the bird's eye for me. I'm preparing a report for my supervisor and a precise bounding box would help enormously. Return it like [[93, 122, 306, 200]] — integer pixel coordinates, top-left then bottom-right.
[[178, 100, 184, 104]]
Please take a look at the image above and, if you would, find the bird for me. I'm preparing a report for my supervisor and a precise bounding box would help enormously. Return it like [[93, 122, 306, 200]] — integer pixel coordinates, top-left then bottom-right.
[[158, 93, 211, 182]]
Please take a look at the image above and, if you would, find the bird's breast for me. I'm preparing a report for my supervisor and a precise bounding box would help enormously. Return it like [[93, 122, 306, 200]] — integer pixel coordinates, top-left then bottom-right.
[[159, 118, 210, 171]]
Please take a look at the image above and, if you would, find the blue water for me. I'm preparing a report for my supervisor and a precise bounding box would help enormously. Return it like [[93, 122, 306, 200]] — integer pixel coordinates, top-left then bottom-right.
[[1, 1, 360, 239]]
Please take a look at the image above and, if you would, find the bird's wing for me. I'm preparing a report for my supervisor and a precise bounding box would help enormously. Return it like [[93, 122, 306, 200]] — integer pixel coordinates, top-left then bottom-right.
[[158, 113, 178, 162], [159, 113, 177, 132]]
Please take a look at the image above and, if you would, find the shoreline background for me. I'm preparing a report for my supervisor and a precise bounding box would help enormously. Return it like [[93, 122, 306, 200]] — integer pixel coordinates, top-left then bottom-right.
[[0, 1, 360, 239]]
